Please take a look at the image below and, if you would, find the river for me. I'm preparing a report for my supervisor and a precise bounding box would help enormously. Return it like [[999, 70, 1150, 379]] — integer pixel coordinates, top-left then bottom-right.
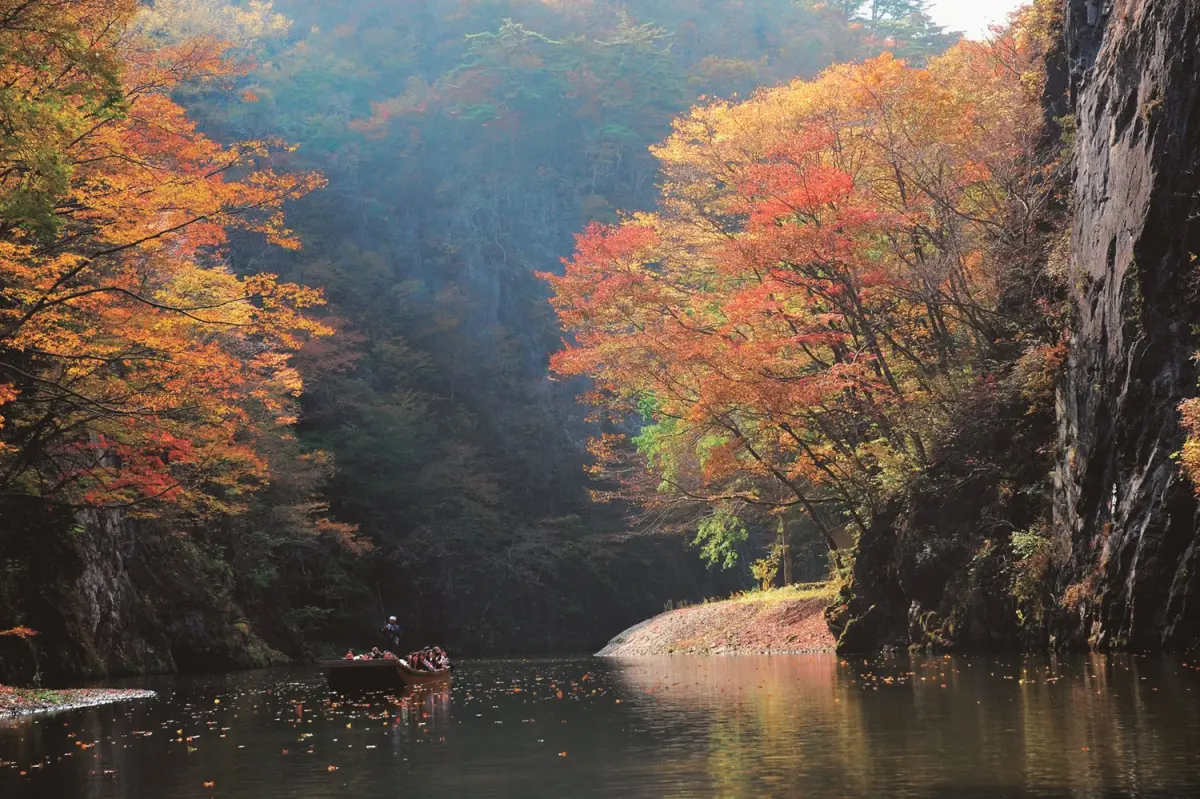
[[2, 653, 1200, 797]]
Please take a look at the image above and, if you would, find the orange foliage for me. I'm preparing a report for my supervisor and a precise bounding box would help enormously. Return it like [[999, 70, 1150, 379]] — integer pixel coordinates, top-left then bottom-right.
[[543, 18, 1052, 542], [1178, 397, 1200, 492], [0, 0, 328, 512], [0, 627, 37, 639]]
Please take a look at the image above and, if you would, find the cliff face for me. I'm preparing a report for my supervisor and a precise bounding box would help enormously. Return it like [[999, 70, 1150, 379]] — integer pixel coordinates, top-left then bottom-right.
[[0, 504, 287, 684], [828, 383, 1054, 653], [1053, 0, 1200, 650]]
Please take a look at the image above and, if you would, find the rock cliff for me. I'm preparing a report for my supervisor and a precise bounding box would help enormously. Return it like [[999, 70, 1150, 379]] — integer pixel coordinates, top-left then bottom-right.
[[1053, 0, 1200, 650], [828, 379, 1055, 653], [0, 503, 287, 684]]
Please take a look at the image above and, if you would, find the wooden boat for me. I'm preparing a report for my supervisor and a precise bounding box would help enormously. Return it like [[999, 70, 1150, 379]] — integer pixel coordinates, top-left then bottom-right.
[[320, 658, 451, 692]]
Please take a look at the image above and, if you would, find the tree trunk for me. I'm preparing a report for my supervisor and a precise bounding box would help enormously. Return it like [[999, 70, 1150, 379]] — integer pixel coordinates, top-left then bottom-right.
[[779, 520, 793, 587]]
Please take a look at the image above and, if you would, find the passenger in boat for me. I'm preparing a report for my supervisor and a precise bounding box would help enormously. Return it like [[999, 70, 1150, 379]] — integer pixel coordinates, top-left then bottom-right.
[[410, 649, 435, 671], [370, 647, 384, 660], [344, 650, 355, 660]]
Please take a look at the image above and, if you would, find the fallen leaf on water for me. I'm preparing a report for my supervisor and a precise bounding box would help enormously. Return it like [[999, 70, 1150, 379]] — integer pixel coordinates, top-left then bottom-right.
[[203, 781, 215, 788], [327, 765, 339, 772], [558, 751, 568, 757]]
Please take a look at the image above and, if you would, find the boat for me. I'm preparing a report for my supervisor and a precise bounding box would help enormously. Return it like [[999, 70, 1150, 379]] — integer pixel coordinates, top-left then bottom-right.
[[320, 658, 451, 692]]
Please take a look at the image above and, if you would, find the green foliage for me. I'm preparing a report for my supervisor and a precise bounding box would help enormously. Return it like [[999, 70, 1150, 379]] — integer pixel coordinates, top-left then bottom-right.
[[1011, 525, 1052, 562], [636, 395, 661, 423], [633, 418, 682, 486], [694, 506, 749, 570], [0, 2, 126, 242], [749, 547, 782, 591], [1010, 523, 1055, 626]]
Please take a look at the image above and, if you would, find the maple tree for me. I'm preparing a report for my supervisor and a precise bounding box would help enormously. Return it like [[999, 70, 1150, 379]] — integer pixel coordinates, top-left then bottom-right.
[[544, 18, 1055, 558], [0, 0, 327, 512]]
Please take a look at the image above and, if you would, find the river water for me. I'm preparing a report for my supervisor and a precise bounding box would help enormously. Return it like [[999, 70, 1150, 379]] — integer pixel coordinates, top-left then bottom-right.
[[3, 653, 1200, 797]]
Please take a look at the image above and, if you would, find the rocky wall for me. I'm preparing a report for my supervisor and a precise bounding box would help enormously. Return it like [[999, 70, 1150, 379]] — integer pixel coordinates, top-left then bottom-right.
[[1052, 0, 1200, 650]]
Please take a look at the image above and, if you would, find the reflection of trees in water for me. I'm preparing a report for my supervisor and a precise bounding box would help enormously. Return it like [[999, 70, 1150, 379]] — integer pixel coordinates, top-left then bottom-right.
[[610, 656, 857, 796], [1028, 654, 1200, 797], [609, 654, 1200, 796]]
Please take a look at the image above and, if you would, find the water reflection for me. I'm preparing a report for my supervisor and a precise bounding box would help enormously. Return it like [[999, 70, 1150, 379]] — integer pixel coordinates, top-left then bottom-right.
[[2, 654, 1199, 797], [612, 653, 1200, 797]]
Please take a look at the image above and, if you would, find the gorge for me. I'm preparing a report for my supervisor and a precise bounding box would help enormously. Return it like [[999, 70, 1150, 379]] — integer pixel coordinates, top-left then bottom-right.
[[3, 0, 1200, 688]]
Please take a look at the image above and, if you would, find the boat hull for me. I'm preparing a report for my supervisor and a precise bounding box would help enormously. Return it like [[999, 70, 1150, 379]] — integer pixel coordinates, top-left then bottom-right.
[[320, 660, 450, 691]]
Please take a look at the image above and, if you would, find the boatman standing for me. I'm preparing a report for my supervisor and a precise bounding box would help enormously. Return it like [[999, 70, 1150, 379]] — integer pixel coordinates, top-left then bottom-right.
[[382, 615, 402, 650]]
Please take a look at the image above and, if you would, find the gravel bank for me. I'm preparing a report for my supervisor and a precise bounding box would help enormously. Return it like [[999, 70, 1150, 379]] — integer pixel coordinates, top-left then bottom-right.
[[0, 687, 156, 719], [597, 584, 835, 656]]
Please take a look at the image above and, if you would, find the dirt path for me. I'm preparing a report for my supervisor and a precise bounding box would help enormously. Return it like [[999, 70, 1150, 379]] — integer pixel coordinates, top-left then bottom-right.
[[597, 584, 835, 656]]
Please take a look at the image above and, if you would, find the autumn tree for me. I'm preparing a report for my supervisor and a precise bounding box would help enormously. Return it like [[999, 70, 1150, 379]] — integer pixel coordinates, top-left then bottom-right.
[[544, 18, 1055, 562], [0, 0, 327, 513]]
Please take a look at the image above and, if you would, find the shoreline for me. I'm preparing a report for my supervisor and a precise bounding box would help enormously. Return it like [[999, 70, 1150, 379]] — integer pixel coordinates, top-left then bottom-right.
[[0, 686, 156, 720], [597, 583, 836, 657]]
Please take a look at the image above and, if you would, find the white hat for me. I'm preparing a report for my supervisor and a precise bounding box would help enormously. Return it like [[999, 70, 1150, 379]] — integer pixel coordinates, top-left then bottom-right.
[[388, 616, 397, 622]]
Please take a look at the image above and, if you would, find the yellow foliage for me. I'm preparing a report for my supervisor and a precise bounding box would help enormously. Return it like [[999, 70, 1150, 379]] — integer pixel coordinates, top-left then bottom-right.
[[136, 0, 292, 51]]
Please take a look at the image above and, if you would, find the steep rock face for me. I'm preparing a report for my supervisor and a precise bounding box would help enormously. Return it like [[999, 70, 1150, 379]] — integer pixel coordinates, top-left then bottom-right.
[[0, 505, 286, 684], [829, 386, 1054, 653], [1053, 0, 1200, 650]]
